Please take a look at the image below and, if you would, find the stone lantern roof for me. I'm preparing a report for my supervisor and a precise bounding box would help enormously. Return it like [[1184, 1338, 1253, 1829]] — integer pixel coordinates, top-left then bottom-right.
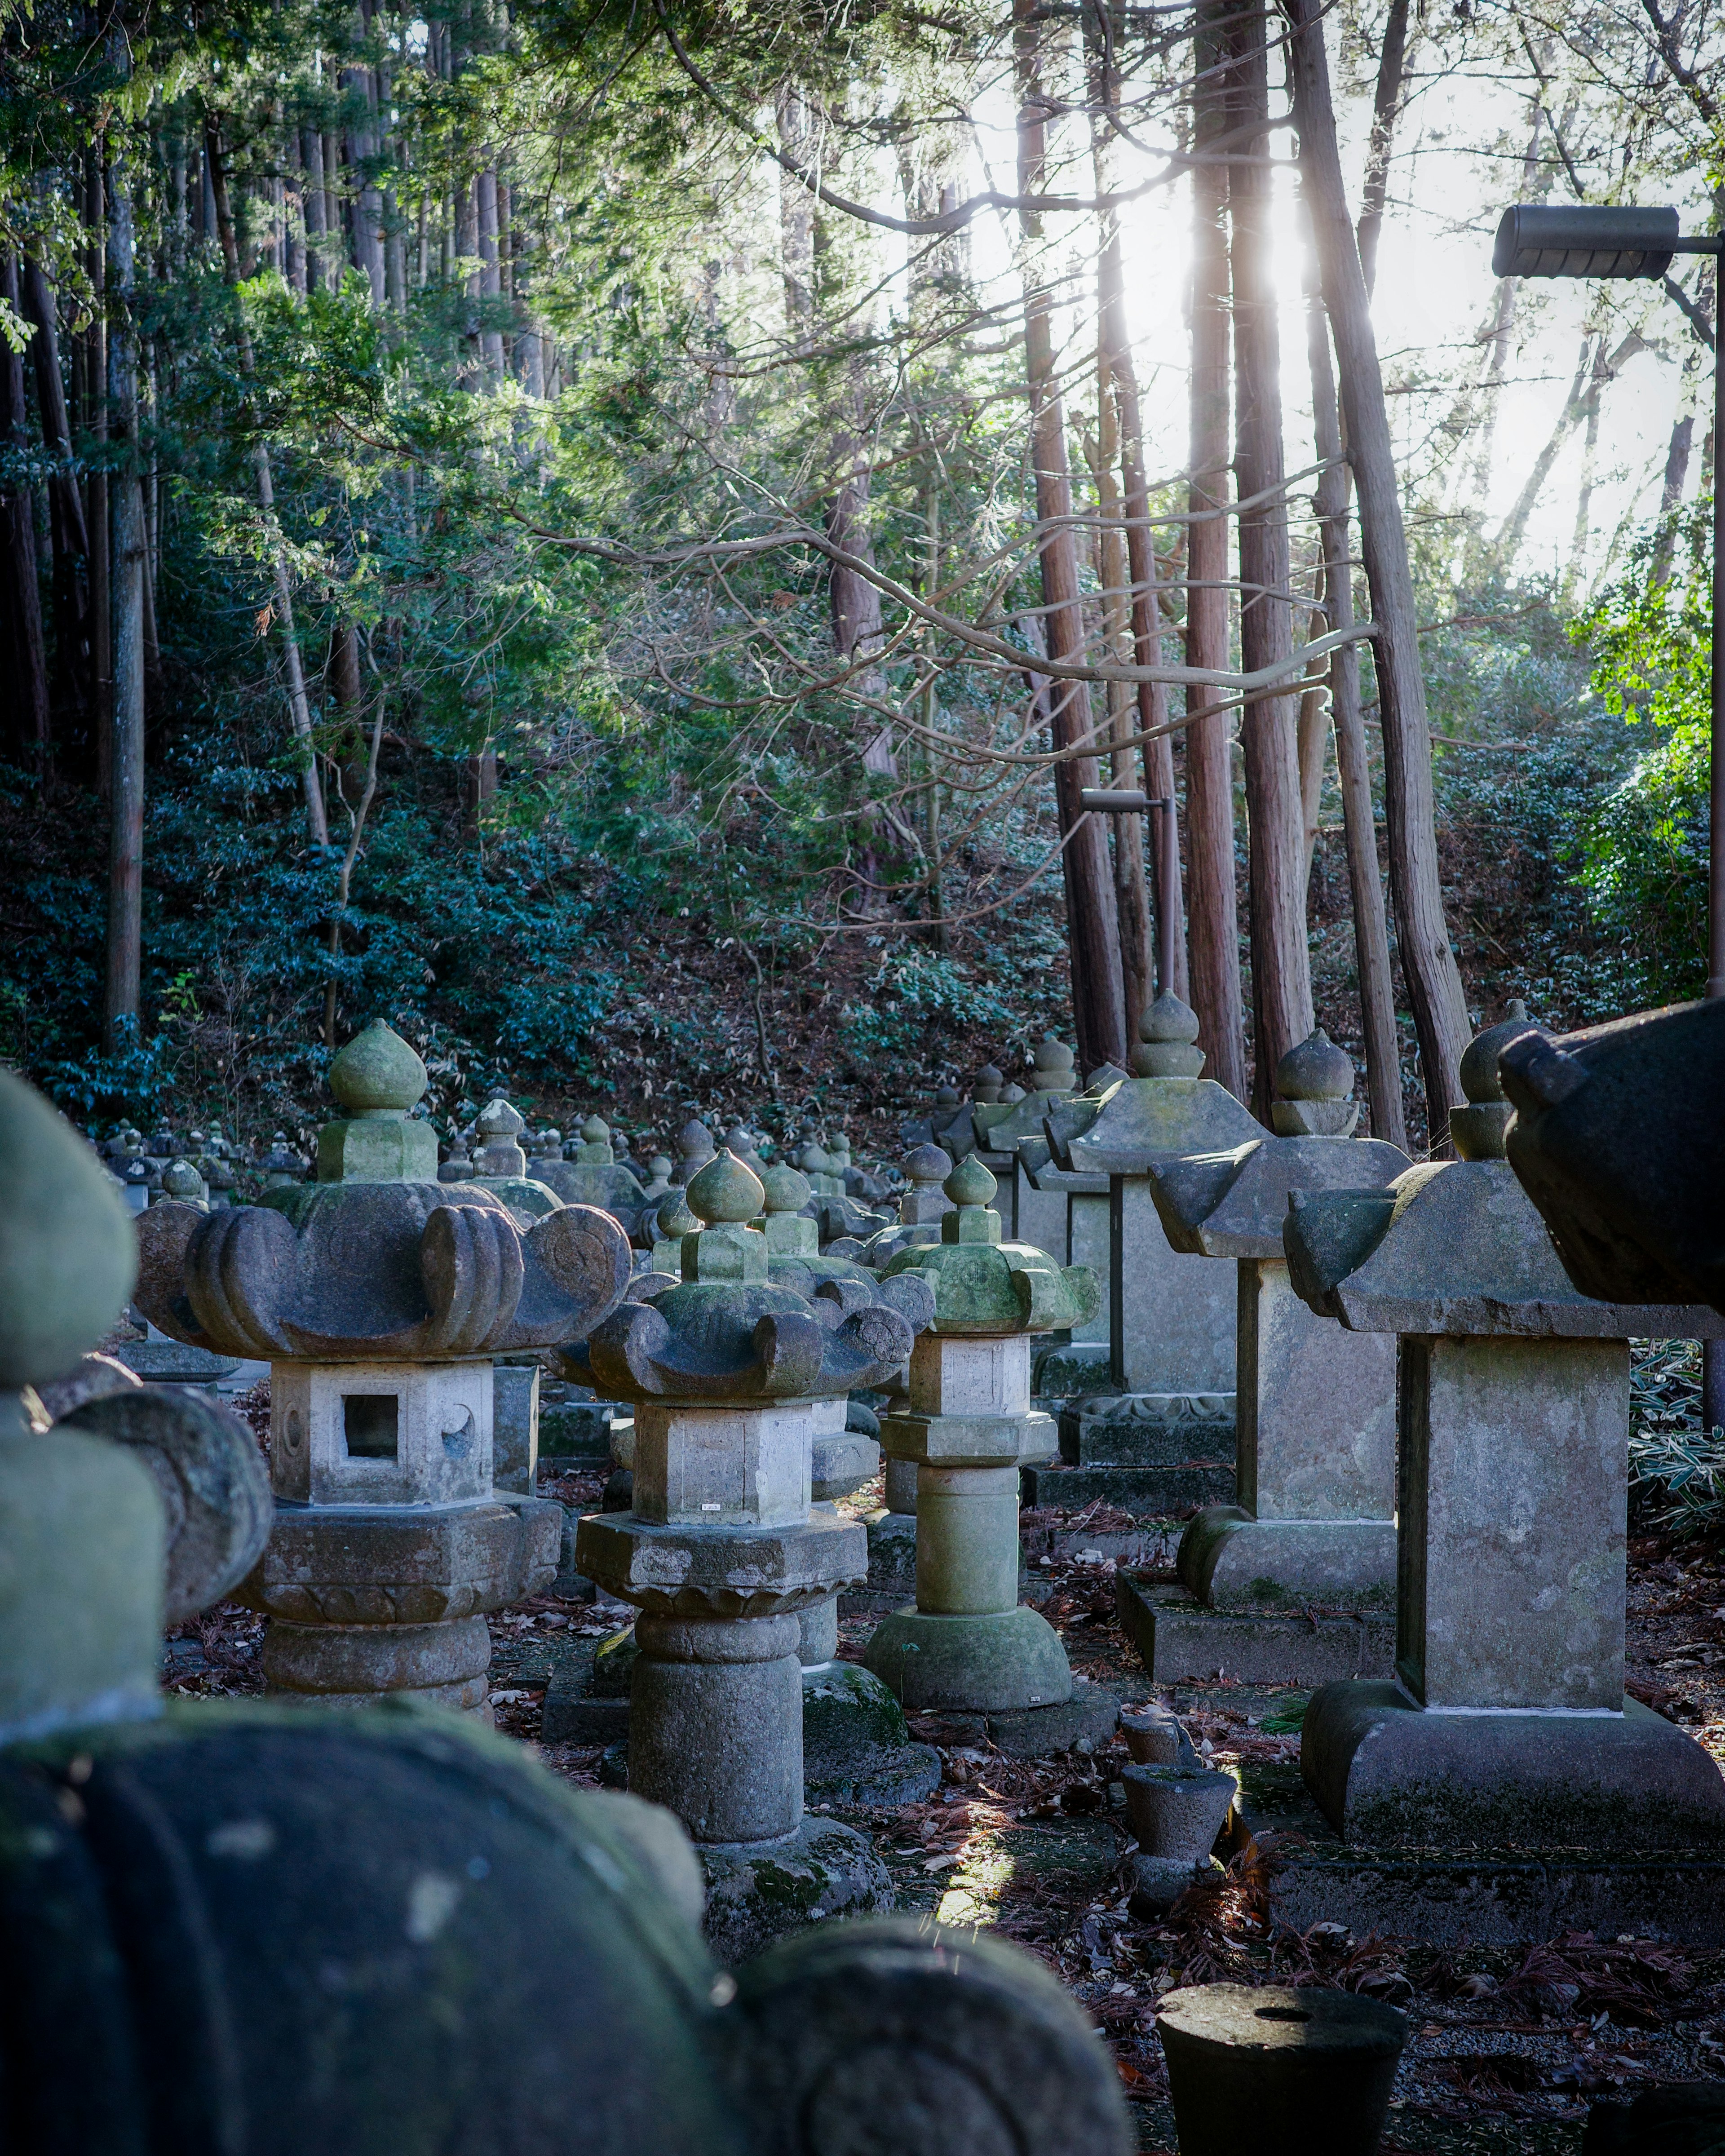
[[880, 1156, 1098, 1337], [588, 1151, 932, 1403], [1284, 1010, 1724, 1342], [134, 1021, 632, 1362], [1047, 995, 1262, 1175]]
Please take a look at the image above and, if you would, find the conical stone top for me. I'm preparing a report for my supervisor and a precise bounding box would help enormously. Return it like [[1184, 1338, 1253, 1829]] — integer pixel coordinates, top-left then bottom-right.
[[974, 1063, 1004, 1104], [319, 1022, 438, 1182], [681, 1151, 770, 1284], [759, 1164, 812, 1214], [907, 1143, 952, 1187], [1271, 1028, 1359, 1138], [945, 1155, 996, 1209], [690, 1151, 767, 1225], [1131, 994, 1205, 1079], [330, 1020, 427, 1114], [1031, 1035, 1077, 1091], [161, 1159, 207, 1207]]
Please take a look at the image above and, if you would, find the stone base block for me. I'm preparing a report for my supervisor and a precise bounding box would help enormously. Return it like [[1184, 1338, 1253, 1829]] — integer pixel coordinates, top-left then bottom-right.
[[629, 1614, 804, 1843], [537, 1397, 618, 1465], [840, 1508, 917, 1616], [1127, 1851, 1224, 1920], [1176, 1508, 1397, 1610], [802, 1659, 942, 1805], [1116, 1576, 1395, 1687], [243, 1499, 562, 1625], [905, 1682, 1121, 1758], [539, 1681, 631, 1744], [1057, 1397, 1235, 1467], [862, 1603, 1073, 1714], [1021, 1460, 1235, 1513], [810, 1431, 880, 1501], [1303, 1681, 1725, 1849], [699, 1816, 894, 1965], [261, 1613, 491, 1708], [1033, 1346, 1110, 1399], [575, 1508, 865, 1620]]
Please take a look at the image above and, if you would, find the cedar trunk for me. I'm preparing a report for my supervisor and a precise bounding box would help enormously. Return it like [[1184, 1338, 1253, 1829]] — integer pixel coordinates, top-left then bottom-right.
[[1015, 0, 1126, 1075], [104, 146, 146, 1048], [1185, 0, 1248, 1097], [1284, 0, 1470, 1135], [1228, 4, 1315, 1116]]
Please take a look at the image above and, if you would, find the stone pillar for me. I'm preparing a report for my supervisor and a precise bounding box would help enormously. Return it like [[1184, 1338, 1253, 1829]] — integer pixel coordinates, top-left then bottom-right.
[[1117, 1031, 1408, 1684], [1032, 994, 1263, 1514], [134, 1020, 631, 1718], [1024, 1149, 1112, 1398], [1284, 1013, 1725, 1850], [969, 1035, 1077, 1241], [863, 1157, 1118, 1754], [577, 1150, 927, 1938]]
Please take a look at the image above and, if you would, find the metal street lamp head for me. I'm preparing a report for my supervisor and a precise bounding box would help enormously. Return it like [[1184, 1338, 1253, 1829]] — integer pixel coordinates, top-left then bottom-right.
[[1492, 204, 1679, 279]]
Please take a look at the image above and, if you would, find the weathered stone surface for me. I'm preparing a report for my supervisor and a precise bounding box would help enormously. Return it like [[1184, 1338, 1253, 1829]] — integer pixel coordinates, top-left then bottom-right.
[[59, 1384, 272, 1626], [1122, 1763, 1237, 1863], [314, 1021, 439, 1184], [240, 1497, 559, 1624], [1303, 1682, 1725, 1848], [699, 1819, 894, 1966], [575, 1507, 866, 1620], [492, 1361, 540, 1495], [863, 1603, 1073, 1713], [1499, 996, 1725, 1315], [1115, 1572, 1395, 1686]]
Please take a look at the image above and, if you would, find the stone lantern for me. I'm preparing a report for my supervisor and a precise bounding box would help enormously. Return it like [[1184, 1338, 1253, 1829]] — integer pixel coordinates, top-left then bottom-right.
[[537, 1116, 648, 1229], [863, 1155, 1117, 1753], [135, 1019, 633, 1717], [1126, 1030, 1409, 1685], [1282, 1012, 1725, 1849], [1035, 992, 1262, 1511], [969, 1034, 1079, 1252], [0, 1067, 1134, 2156], [575, 1150, 932, 1942], [671, 1116, 717, 1185]]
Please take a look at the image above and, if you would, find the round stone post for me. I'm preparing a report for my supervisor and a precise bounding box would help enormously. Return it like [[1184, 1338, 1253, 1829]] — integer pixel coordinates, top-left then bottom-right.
[[863, 1157, 1119, 1753], [576, 1151, 928, 1953]]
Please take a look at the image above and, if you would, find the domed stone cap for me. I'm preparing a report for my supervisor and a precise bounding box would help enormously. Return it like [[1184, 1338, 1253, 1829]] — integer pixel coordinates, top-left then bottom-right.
[[1276, 1027, 1353, 1103], [582, 1115, 608, 1144], [933, 1086, 961, 1109], [1031, 1035, 1077, 1090], [478, 1098, 526, 1138], [1131, 994, 1205, 1080], [759, 1164, 812, 1215], [329, 1020, 427, 1114], [907, 1143, 952, 1186], [160, 1159, 207, 1206], [677, 1117, 715, 1161], [945, 1155, 997, 1210], [974, 1063, 1004, 1104], [0, 1069, 138, 1392], [688, 1151, 766, 1226], [656, 1191, 700, 1239], [1271, 1028, 1360, 1138], [1452, 1000, 1534, 1160]]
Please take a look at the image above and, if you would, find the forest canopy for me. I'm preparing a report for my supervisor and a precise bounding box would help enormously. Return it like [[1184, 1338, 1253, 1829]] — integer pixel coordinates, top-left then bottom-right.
[[0, 0, 1715, 1152]]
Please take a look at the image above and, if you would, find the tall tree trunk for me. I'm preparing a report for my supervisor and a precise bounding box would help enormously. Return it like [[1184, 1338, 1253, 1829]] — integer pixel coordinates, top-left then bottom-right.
[[104, 137, 146, 1049], [1014, 0, 1126, 1074], [303, 127, 327, 291], [1089, 77, 1153, 1039], [1228, 1, 1314, 1116], [1355, 0, 1411, 297], [22, 256, 93, 750], [86, 145, 111, 799], [207, 127, 331, 847], [1302, 213, 1407, 1150], [477, 168, 504, 376], [1653, 409, 1696, 583], [0, 252, 50, 776], [1184, 0, 1248, 1098], [1285, 0, 1470, 1138]]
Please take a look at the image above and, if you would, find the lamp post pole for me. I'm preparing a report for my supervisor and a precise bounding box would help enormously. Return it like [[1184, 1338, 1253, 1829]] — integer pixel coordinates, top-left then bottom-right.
[[1080, 787, 1180, 996], [1491, 206, 1724, 1429]]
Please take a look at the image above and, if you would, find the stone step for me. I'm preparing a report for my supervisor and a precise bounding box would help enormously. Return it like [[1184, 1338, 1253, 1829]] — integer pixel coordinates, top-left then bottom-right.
[[1115, 1574, 1396, 1687], [1020, 1461, 1236, 1513], [1057, 1407, 1235, 1468]]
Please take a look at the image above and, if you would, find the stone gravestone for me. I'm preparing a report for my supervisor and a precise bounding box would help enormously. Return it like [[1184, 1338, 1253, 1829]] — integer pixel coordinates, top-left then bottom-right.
[[1032, 993, 1263, 1513], [466, 1096, 565, 1219], [534, 1116, 649, 1234], [864, 1156, 1118, 1756], [0, 1066, 1132, 2156], [1117, 1030, 1408, 1686], [969, 1035, 1078, 1249], [1023, 1064, 1132, 1401], [1274, 1012, 1725, 1920], [575, 1151, 931, 1960], [135, 1020, 632, 1718]]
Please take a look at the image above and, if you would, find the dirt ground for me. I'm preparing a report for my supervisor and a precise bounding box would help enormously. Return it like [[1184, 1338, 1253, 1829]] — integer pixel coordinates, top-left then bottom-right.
[[165, 1415, 1725, 2155]]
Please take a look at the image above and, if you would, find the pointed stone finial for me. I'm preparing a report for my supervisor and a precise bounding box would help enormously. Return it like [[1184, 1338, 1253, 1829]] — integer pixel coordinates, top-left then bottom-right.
[[478, 1098, 526, 1138], [1451, 999, 1536, 1160], [1271, 1027, 1360, 1137], [1030, 1035, 1077, 1091], [675, 1117, 715, 1173], [688, 1149, 766, 1226], [760, 1164, 812, 1215], [941, 1150, 1002, 1245], [160, 1158, 208, 1209], [682, 1150, 769, 1282], [1000, 1082, 1026, 1105], [1131, 993, 1206, 1080], [656, 1191, 699, 1239], [573, 1114, 615, 1166], [329, 1019, 427, 1113], [974, 1063, 1004, 1105], [907, 1143, 952, 1186], [582, 1114, 608, 1144], [319, 1023, 437, 1182], [933, 1085, 961, 1109]]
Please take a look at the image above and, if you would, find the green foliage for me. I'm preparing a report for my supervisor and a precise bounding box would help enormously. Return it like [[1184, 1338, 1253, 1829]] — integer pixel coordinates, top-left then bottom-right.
[[1570, 508, 1712, 1006]]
